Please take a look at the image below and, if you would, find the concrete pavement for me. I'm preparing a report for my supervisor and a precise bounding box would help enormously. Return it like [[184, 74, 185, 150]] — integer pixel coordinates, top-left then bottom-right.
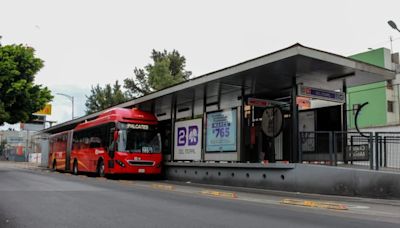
[[0, 161, 399, 228]]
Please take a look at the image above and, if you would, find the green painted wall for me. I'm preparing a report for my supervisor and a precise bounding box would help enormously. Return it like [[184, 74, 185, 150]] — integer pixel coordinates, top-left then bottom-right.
[[349, 48, 386, 68], [347, 48, 388, 128], [347, 82, 387, 128]]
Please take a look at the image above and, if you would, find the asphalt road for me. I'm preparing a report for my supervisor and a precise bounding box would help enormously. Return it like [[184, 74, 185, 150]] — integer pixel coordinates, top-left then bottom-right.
[[0, 162, 399, 228]]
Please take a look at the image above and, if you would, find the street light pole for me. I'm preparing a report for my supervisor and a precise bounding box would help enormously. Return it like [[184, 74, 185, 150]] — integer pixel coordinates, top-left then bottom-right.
[[387, 20, 400, 54], [388, 20, 400, 33], [56, 93, 74, 120]]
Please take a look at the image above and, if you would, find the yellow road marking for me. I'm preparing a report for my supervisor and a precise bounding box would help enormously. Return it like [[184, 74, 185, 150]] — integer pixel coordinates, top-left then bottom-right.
[[200, 190, 238, 199], [151, 184, 175, 191], [118, 180, 135, 185], [281, 199, 348, 210], [95, 177, 107, 181]]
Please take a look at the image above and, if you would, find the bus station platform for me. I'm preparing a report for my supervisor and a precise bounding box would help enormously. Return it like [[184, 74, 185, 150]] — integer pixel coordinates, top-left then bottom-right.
[[165, 162, 400, 199]]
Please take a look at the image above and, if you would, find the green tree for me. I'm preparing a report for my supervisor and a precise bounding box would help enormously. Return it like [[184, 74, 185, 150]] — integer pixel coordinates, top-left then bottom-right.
[[124, 49, 191, 97], [0, 43, 52, 125], [85, 80, 129, 114]]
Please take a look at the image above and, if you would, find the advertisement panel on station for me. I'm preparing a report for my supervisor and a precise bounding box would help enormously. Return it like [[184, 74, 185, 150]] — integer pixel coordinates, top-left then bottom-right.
[[206, 109, 237, 152], [174, 118, 202, 160]]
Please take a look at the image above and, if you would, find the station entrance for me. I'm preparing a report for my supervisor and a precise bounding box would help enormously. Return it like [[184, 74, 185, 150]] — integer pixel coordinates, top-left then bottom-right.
[[241, 88, 344, 164]]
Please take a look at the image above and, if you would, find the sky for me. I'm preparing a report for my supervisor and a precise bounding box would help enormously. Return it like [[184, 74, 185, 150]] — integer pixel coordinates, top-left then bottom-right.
[[1, 0, 400, 128]]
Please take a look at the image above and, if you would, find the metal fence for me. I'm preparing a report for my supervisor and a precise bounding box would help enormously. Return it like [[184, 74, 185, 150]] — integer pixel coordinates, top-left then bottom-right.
[[299, 131, 400, 171], [375, 132, 400, 171]]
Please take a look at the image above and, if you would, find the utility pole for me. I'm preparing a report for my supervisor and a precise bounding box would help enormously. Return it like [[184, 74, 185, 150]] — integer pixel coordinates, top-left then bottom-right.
[[56, 93, 75, 119]]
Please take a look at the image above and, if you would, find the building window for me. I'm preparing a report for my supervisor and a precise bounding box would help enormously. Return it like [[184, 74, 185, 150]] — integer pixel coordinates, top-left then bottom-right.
[[388, 101, 394, 113], [387, 80, 393, 90]]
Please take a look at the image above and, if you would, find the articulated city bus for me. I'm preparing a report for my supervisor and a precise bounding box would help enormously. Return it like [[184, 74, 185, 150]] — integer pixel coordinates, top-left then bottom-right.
[[48, 108, 162, 177], [48, 130, 72, 171]]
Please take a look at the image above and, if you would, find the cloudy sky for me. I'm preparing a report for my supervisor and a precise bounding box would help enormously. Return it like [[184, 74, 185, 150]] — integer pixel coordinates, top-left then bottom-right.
[[1, 0, 400, 128]]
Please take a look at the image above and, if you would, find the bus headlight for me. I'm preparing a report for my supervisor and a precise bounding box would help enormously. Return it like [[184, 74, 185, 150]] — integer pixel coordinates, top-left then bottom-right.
[[115, 160, 125, 168]]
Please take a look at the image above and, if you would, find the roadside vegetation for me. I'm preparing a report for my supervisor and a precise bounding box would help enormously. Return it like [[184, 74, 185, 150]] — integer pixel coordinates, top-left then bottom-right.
[[0, 37, 53, 125], [85, 49, 191, 114]]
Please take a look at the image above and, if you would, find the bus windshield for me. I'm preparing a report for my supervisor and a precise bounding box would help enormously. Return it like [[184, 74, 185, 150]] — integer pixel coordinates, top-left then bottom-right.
[[117, 123, 161, 153]]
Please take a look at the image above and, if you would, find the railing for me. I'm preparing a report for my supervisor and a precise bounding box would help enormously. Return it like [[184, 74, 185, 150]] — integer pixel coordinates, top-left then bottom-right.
[[375, 132, 400, 171], [299, 131, 400, 171]]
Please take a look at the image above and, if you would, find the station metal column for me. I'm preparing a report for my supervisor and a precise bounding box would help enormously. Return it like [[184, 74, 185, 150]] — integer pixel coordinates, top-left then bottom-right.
[[170, 94, 177, 161], [291, 77, 299, 163]]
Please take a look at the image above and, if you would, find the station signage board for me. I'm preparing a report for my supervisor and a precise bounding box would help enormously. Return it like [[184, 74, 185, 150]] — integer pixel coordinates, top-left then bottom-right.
[[346, 144, 370, 161], [174, 118, 202, 160], [247, 97, 286, 107], [298, 85, 345, 103]]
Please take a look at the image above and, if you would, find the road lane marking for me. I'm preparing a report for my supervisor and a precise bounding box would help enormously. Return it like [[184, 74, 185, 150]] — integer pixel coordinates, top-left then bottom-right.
[[346, 205, 370, 209], [118, 180, 135, 185], [151, 184, 175, 191], [281, 198, 348, 210], [95, 177, 107, 181], [200, 190, 238, 199]]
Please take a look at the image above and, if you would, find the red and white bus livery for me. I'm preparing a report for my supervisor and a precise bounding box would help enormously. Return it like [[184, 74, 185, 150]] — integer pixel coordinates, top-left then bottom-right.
[[48, 131, 72, 171], [48, 108, 162, 176]]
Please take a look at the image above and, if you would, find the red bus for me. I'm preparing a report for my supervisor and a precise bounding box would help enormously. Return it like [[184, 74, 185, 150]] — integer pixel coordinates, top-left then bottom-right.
[[48, 131, 72, 171], [48, 108, 162, 177]]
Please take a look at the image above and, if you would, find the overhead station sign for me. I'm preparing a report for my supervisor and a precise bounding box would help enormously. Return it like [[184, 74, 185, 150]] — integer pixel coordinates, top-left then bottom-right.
[[298, 85, 345, 103], [247, 97, 287, 107]]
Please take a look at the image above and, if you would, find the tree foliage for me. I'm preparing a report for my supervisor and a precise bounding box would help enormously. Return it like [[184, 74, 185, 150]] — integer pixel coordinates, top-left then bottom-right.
[[85, 49, 191, 114], [0, 43, 52, 125], [124, 49, 191, 97], [85, 80, 129, 114]]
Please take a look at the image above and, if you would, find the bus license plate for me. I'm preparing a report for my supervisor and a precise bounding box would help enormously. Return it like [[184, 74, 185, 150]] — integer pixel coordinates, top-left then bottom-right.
[[138, 169, 145, 173]]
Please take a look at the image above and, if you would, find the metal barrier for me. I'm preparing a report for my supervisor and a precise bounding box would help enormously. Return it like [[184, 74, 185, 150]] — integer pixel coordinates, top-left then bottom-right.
[[299, 131, 334, 165], [300, 131, 377, 170], [375, 132, 400, 171], [336, 131, 374, 169]]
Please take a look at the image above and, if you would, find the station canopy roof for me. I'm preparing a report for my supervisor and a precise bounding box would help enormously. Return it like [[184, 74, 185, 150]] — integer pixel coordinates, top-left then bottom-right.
[[41, 43, 395, 134]]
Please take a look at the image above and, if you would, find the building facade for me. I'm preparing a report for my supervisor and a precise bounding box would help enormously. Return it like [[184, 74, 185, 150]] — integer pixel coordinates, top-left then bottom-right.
[[347, 48, 400, 130]]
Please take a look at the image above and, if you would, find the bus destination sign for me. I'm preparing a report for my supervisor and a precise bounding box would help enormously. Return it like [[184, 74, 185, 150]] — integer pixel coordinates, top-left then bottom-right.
[[298, 85, 345, 103], [127, 124, 149, 130]]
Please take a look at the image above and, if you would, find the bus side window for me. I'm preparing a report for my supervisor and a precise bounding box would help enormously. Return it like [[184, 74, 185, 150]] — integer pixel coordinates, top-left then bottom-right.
[[89, 137, 102, 148], [73, 132, 82, 150]]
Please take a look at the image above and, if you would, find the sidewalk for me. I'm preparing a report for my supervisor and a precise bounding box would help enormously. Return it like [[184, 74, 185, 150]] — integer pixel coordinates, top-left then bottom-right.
[[0, 160, 46, 171]]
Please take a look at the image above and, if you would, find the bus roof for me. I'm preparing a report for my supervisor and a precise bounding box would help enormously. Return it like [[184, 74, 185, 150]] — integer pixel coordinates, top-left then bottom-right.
[[74, 108, 158, 131]]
